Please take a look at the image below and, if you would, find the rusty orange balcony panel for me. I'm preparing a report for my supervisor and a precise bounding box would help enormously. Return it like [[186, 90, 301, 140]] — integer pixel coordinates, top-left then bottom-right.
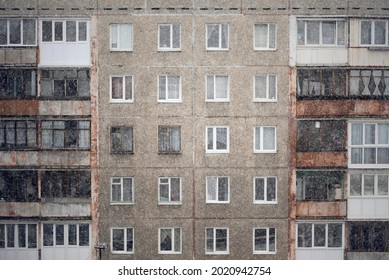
[[296, 151, 347, 167], [0, 100, 39, 115], [297, 100, 389, 117], [296, 201, 347, 217]]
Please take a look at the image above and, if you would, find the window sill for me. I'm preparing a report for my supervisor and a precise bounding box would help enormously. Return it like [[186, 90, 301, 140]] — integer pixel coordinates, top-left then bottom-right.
[[253, 99, 278, 103], [206, 48, 229, 52], [110, 151, 134, 155], [206, 151, 230, 154], [254, 48, 277, 52], [158, 251, 182, 255], [253, 251, 276, 255], [158, 49, 182, 52], [111, 251, 134, 255], [158, 152, 182, 155], [205, 99, 230, 103], [206, 201, 230, 204], [158, 100, 182, 103], [158, 202, 182, 206], [254, 201, 278, 205], [110, 49, 133, 52], [109, 100, 134, 103], [254, 150, 277, 154], [205, 251, 229, 255], [110, 202, 135, 205]]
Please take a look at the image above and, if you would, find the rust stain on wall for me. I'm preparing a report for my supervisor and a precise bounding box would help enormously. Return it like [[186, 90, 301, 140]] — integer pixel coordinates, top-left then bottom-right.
[[297, 100, 389, 117], [296, 151, 347, 167], [0, 100, 39, 115], [296, 201, 347, 217]]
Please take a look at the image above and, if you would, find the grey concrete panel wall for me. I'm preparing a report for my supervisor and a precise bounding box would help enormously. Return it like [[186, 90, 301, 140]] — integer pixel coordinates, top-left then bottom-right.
[[39, 101, 91, 116]]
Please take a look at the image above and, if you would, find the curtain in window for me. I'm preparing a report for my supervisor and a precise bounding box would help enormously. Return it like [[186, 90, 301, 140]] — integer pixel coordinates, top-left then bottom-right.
[[207, 177, 217, 201], [215, 76, 228, 98], [23, 19, 36, 45], [263, 127, 275, 150], [255, 24, 268, 48], [173, 25, 180, 48], [111, 77, 123, 99], [207, 24, 219, 48], [159, 25, 170, 48], [160, 229, 172, 251], [119, 24, 131, 49], [78, 121, 90, 148], [66, 21, 77, 42], [322, 21, 336, 44], [110, 25, 118, 48], [266, 177, 276, 201], [255, 178, 265, 201], [255, 76, 267, 99], [123, 178, 133, 201], [167, 76, 180, 99], [171, 127, 180, 152]]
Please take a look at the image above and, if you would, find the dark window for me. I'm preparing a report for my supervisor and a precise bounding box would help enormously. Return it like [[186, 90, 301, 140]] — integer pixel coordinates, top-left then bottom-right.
[[297, 69, 347, 98], [41, 20, 88, 43], [41, 171, 91, 199], [41, 120, 90, 149], [0, 18, 36, 46], [297, 120, 346, 152], [349, 222, 389, 252], [0, 120, 37, 149], [0, 69, 36, 98], [111, 127, 133, 154], [40, 69, 90, 99], [350, 70, 389, 97], [0, 170, 38, 202], [158, 126, 181, 153], [297, 171, 345, 200]]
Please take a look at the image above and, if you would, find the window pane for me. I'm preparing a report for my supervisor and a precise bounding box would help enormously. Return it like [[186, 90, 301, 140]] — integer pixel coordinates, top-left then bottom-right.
[[378, 124, 389, 144], [221, 24, 228, 49], [68, 224, 77, 245], [269, 24, 276, 49], [55, 224, 64, 245], [216, 127, 227, 150], [111, 183, 121, 202], [66, 80, 77, 97], [66, 21, 77, 42], [159, 76, 166, 99], [267, 177, 276, 202], [9, 19, 21, 44], [159, 25, 170, 48], [255, 76, 267, 99], [297, 20, 305, 45], [215, 229, 227, 251], [122, 127, 133, 152], [0, 225, 4, 248], [328, 224, 343, 248], [207, 76, 214, 99], [43, 224, 53, 246], [364, 148, 376, 164], [79, 224, 89, 246], [171, 127, 181, 152], [207, 127, 213, 150], [23, 19, 36, 45], [314, 224, 326, 247], [112, 229, 124, 251], [78, 22, 87, 41], [160, 229, 172, 251], [126, 228, 133, 252], [123, 178, 133, 202], [364, 175, 375, 195], [207, 177, 217, 201], [54, 22, 63, 41], [174, 228, 181, 252], [350, 174, 362, 196], [119, 24, 131, 49], [6, 224, 15, 247], [28, 224, 37, 248], [364, 124, 376, 144], [215, 76, 228, 99], [378, 175, 389, 195], [306, 21, 320, 44], [125, 76, 132, 100], [0, 19, 7, 45], [263, 127, 275, 150], [255, 127, 261, 150], [374, 21, 386, 45], [206, 228, 214, 252], [269, 75, 276, 99], [159, 183, 169, 202], [351, 148, 362, 164], [110, 25, 118, 48], [207, 24, 219, 48], [167, 76, 180, 99], [297, 223, 312, 247], [111, 77, 123, 99], [337, 21, 346, 45], [255, 24, 268, 48], [255, 178, 265, 201], [361, 21, 372, 44], [322, 21, 336, 44], [173, 25, 180, 49], [42, 21, 52, 42], [377, 148, 389, 164], [269, 228, 276, 252], [18, 224, 26, 248], [171, 178, 180, 202], [254, 229, 267, 251], [218, 177, 228, 201]]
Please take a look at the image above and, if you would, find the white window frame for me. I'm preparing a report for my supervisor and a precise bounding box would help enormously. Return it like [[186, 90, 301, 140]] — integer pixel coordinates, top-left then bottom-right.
[[158, 75, 181, 102], [40, 19, 88, 44], [297, 19, 347, 46], [348, 122, 389, 168], [158, 177, 182, 205], [110, 75, 133, 103], [253, 227, 276, 254], [0, 223, 37, 249], [206, 75, 229, 102], [111, 227, 134, 254], [158, 24, 181, 51], [253, 23, 277, 50], [360, 20, 389, 46], [349, 173, 389, 197], [158, 227, 182, 254], [253, 74, 277, 102], [254, 126, 277, 153], [206, 176, 230, 204], [253, 176, 277, 204], [205, 227, 229, 255], [42, 223, 90, 247], [296, 222, 344, 249], [110, 23, 133, 51], [110, 177, 134, 204], [206, 126, 230, 153], [0, 18, 37, 46], [206, 24, 229, 51]]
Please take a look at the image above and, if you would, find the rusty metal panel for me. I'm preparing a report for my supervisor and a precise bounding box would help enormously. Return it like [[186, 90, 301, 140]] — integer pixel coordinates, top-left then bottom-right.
[[296, 201, 347, 217], [0, 202, 40, 217], [296, 151, 347, 167], [0, 100, 39, 116]]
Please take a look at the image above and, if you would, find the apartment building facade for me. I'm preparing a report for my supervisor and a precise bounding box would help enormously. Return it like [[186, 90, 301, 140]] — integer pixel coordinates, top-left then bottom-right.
[[289, 0, 389, 260], [0, 0, 388, 260], [0, 0, 98, 260]]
